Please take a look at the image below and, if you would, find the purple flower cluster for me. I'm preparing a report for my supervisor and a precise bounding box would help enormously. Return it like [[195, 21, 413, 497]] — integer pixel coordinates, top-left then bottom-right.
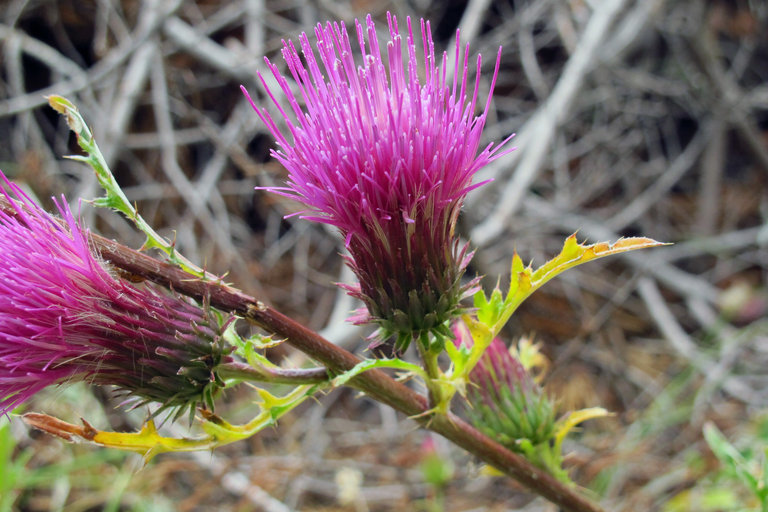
[[244, 13, 512, 351], [0, 175, 231, 417]]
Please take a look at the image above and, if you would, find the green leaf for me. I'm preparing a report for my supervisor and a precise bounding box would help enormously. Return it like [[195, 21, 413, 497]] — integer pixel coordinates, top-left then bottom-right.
[[474, 286, 505, 327], [421, 452, 454, 487], [332, 358, 428, 387], [703, 422, 760, 496], [663, 487, 744, 512]]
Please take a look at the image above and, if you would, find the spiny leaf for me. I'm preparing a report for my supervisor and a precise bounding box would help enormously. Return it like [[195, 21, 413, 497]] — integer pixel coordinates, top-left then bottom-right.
[[553, 407, 612, 452], [200, 385, 317, 442], [332, 358, 428, 387], [474, 286, 505, 327], [488, 234, 667, 335], [510, 338, 550, 380], [23, 414, 217, 463], [529, 234, 665, 285], [22, 385, 321, 461]]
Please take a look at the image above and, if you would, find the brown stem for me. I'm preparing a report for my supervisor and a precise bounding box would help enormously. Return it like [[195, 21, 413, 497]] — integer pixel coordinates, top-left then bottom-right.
[[0, 196, 604, 512]]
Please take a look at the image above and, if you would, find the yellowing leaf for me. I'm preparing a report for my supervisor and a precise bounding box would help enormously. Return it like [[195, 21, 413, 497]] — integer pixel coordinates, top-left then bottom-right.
[[510, 337, 549, 380], [490, 234, 666, 335], [22, 384, 321, 461], [530, 235, 665, 285], [553, 407, 612, 450], [23, 413, 218, 463], [479, 464, 506, 477]]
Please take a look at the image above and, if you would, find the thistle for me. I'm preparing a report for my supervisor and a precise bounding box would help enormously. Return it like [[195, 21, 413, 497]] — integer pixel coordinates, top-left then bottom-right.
[[0, 175, 231, 418], [243, 13, 512, 352], [453, 323, 559, 471]]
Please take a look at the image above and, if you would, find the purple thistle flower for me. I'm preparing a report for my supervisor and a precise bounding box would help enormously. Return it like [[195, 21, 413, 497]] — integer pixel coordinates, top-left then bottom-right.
[[453, 323, 555, 449], [0, 175, 231, 418], [242, 13, 512, 351]]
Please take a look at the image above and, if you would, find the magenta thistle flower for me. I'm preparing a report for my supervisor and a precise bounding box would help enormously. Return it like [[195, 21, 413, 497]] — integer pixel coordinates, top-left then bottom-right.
[[243, 13, 512, 351], [0, 175, 231, 418], [453, 323, 555, 449]]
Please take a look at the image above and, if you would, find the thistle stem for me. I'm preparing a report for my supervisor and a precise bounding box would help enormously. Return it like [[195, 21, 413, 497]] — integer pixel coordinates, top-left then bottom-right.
[[0, 195, 605, 512], [417, 343, 444, 411], [218, 362, 330, 385]]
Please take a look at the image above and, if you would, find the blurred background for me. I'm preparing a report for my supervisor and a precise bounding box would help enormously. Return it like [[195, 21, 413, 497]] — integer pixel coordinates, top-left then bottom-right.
[[1, 0, 767, 510]]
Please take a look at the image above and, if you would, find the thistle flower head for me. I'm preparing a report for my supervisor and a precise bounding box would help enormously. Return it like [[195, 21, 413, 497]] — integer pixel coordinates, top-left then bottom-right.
[[244, 13, 512, 351], [0, 175, 231, 418], [453, 323, 555, 450]]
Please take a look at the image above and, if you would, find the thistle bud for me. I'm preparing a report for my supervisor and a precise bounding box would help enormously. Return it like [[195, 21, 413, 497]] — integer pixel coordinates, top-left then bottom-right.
[[0, 176, 231, 418], [453, 324, 556, 451], [243, 13, 512, 352]]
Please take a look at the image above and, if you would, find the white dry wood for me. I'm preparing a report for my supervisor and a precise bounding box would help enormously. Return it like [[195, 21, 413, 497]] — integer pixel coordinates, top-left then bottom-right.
[[470, 0, 631, 247]]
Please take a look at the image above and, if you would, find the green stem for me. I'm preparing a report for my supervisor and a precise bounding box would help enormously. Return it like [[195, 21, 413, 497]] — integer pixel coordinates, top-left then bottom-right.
[[218, 362, 330, 385], [47, 95, 211, 278], [418, 343, 444, 412]]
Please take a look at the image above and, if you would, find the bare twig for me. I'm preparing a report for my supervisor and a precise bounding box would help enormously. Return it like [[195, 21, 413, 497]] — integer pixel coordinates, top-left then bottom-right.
[[607, 124, 711, 232], [690, 22, 768, 172], [694, 121, 726, 235], [523, 195, 721, 303], [0, 0, 184, 117], [636, 277, 710, 368], [470, 0, 631, 246]]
